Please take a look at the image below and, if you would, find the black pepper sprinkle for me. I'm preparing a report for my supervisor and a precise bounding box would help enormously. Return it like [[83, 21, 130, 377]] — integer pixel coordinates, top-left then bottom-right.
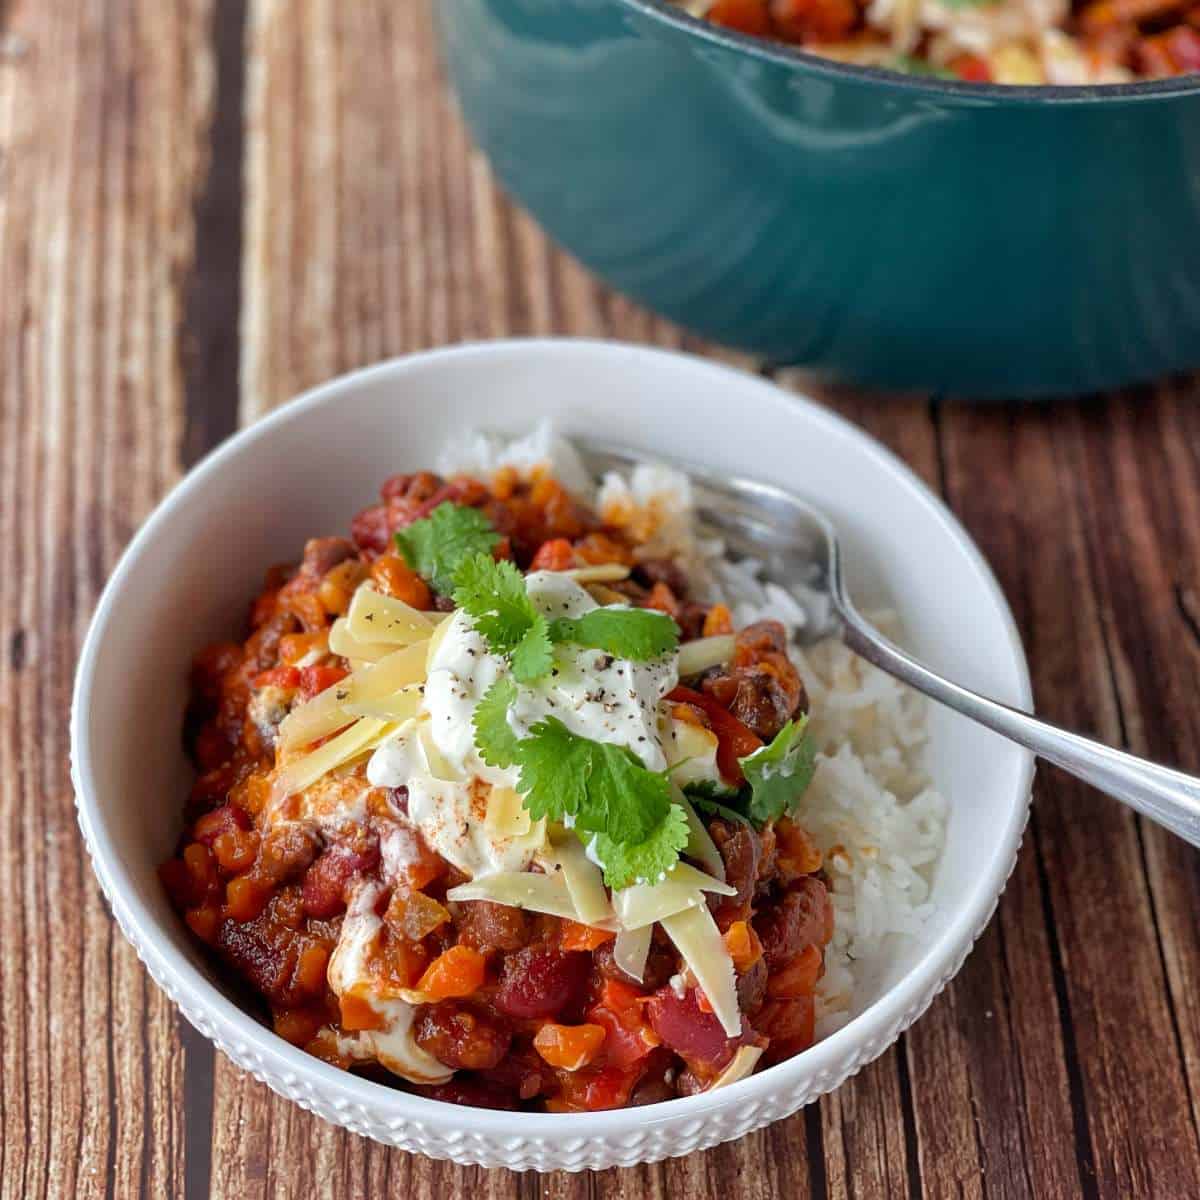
[[335, 689, 349, 701], [364, 612, 375, 622]]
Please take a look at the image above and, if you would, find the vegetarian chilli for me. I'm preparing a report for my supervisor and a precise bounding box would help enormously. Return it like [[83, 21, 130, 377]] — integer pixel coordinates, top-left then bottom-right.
[[161, 436, 908, 1112], [673, 0, 1200, 83]]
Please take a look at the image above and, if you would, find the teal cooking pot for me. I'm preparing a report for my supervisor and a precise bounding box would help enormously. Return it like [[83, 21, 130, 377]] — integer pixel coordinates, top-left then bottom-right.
[[436, 0, 1200, 396]]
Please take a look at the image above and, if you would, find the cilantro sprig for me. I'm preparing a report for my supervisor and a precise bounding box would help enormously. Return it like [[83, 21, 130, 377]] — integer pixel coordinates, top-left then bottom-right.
[[452, 553, 679, 685], [453, 556, 553, 683], [685, 718, 817, 828], [548, 608, 678, 661], [394, 502, 500, 595], [472, 691, 686, 888]]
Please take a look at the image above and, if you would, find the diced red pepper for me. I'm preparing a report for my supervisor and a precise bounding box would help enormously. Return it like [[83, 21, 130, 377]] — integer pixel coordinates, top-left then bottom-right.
[[298, 664, 349, 701], [253, 665, 301, 690], [586, 979, 660, 1069], [667, 685, 763, 784]]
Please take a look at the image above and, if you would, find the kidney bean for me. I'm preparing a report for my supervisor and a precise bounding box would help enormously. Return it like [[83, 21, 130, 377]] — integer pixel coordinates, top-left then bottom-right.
[[350, 504, 391, 555], [754, 876, 832, 969], [256, 825, 319, 886], [416, 1077, 520, 1111], [414, 1002, 512, 1071], [299, 536, 357, 580], [709, 820, 762, 916], [736, 956, 769, 1014], [633, 558, 690, 596], [479, 1046, 551, 1101], [593, 938, 675, 992], [192, 803, 252, 848], [214, 897, 329, 1008], [453, 900, 529, 954], [493, 948, 591, 1020]]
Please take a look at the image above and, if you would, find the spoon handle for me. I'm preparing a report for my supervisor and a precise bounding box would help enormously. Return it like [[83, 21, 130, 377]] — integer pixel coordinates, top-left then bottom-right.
[[841, 612, 1200, 849]]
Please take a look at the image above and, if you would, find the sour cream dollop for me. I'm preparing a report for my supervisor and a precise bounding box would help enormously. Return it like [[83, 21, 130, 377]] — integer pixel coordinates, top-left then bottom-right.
[[366, 571, 679, 879]]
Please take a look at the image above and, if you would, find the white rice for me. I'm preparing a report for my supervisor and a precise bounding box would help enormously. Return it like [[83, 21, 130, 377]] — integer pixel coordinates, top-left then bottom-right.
[[439, 424, 947, 1038]]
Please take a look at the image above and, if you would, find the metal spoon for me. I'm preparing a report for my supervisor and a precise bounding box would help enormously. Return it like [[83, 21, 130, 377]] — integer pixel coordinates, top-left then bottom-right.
[[577, 439, 1200, 850]]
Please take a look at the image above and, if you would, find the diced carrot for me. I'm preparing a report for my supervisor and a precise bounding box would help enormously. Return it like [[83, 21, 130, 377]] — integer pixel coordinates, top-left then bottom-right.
[[571, 532, 633, 566], [530, 538, 577, 572], [212, 827, 260, 874], [184, 904, 220, 944], [370, 553, 434, 610], [724, 920, 764, 972], [416, 945, 488, 1000], [183, 842, 217, 887], [775, 818, 823, 877], [560, 920, 617, 952], [645, 581, 680, 619], [705, 0, 772, 35], [224, 873, 272, 922], [274, 1006, 324, 1047], [340, 992, 386, 1032], [767, 944, 823, 999], [702, 603, 734, 637], [533, 1023, 607, 1071], [278, 631, 328, 666], [294, 942, 331, 996]]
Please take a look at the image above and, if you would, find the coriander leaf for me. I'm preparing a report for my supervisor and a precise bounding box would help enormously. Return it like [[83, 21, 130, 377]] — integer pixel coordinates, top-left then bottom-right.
[[452, 554, 538, 653], [512, 717, 594, 824], [887, 53, 958, 76], [578, 740, 672, 844], [684, 781, 752, 826], [510, 613, 553, 684], [549, 608, 679, 662], [512, 719, 672, 845], [395, 503, 499, 595], [739, 717, 818, 825], [473, 677, 520, 768], [591, 804, 690, 890]]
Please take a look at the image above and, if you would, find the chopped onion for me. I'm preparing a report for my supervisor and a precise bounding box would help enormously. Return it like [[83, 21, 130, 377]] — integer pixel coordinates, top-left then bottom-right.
[[612, 925, 653, 983], [677, 634, 735, 677], [660, 903, 741, 1037]]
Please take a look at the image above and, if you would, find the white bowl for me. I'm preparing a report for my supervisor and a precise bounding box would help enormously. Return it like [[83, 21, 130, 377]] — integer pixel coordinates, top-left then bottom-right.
[[72, 340, 1033, 1171]]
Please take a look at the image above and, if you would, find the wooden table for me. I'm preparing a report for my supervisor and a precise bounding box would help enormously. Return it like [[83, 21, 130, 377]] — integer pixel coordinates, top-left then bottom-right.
[[3, 1, 1200, 1196]]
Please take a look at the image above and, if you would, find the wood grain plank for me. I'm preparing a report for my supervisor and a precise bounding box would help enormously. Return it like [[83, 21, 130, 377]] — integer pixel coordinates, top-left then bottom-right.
[[936, 396, 1200, 1199], [0, 1, 215, 1198], [774, 377, 1091, 1200]]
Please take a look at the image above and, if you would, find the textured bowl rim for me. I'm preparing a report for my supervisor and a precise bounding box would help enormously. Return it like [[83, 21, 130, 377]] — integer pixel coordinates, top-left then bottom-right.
[[619, 0, 1200, 102], [72, 339, 1035, 1151]]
